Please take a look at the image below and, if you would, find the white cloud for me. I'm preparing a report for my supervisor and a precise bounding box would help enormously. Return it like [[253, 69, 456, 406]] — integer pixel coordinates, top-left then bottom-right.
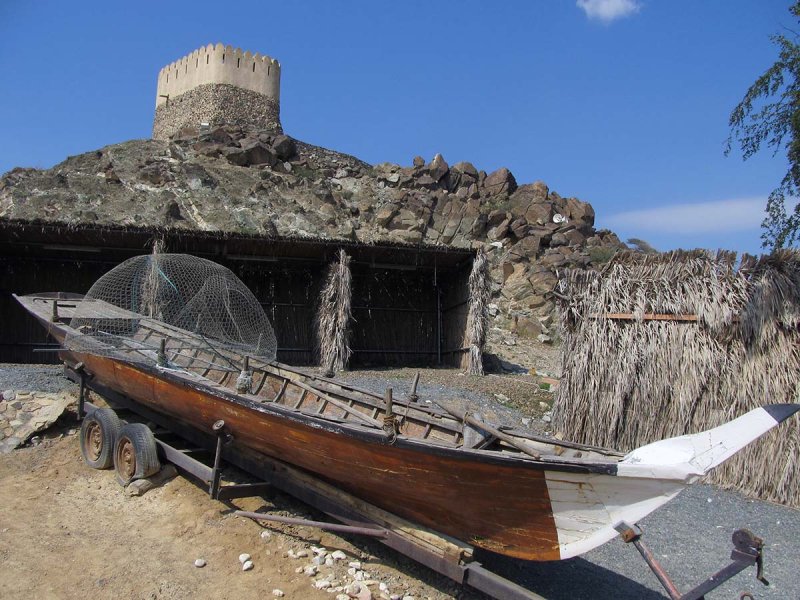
[[605, 197, 765, 234], [577, 0, 641, 24]]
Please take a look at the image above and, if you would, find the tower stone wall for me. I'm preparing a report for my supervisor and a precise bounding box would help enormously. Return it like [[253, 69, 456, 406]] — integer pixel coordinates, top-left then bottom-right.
[[153, 44, 282, 140]]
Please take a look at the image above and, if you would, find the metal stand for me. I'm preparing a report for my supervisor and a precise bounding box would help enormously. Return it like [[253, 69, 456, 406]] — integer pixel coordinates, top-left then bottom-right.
[[75, 362, 87, 422], [615, 522, 768, 600]]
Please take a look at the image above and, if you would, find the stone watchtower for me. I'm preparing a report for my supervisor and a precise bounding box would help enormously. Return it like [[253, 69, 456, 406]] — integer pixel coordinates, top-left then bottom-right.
[[152, 43, 282, 140]]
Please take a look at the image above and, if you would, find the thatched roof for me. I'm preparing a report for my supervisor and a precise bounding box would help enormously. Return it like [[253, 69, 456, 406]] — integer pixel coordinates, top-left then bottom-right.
[[553, 249, 800, 506]]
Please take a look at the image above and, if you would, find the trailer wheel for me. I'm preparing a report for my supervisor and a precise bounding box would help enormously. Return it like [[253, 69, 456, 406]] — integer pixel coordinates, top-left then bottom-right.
[[80, 408, 121, 469], [114, 423, 161, 486]]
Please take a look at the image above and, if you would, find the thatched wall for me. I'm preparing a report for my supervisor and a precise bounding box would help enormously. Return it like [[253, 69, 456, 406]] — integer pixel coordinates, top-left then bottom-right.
[[552, 250, 800, 506]]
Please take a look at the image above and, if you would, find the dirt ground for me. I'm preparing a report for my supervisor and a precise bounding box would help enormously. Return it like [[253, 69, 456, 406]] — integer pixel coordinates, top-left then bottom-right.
[[0, 402, 462, 600]]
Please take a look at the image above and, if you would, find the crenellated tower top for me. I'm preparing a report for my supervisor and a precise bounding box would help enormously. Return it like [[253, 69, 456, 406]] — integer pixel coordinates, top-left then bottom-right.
[[153, 43, 282, 140]]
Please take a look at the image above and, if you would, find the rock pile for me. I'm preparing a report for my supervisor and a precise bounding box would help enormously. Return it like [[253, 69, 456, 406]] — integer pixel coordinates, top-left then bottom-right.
[[0, 125, 627, 362]]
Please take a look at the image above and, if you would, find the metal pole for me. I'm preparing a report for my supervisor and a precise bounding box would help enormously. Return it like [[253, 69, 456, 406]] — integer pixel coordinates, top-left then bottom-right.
[[235, 510, 388, 538], [615, 523, 682, 600], [78, 372, 86, 421], [209, 420, 226, 499]]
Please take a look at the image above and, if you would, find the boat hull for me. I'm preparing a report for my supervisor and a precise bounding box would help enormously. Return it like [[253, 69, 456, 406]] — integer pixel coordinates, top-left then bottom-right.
[[78, 351, 562, 560]]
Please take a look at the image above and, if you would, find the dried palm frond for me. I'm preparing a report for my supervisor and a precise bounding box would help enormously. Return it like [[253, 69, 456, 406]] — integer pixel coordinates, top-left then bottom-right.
[[464, 248, 490, 375], [317, 249, 353, 376]]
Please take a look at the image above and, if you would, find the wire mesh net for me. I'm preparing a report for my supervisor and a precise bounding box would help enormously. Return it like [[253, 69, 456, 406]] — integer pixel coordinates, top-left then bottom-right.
[[65, 254, 277, 367]]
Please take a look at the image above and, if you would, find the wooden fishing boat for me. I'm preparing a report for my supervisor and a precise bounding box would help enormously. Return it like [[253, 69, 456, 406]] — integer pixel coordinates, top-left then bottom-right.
[[14, 258, 799, 562]]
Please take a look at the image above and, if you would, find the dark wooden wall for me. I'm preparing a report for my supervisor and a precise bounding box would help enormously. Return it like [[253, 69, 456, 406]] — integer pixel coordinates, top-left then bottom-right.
[[1, 226, 473, 369]]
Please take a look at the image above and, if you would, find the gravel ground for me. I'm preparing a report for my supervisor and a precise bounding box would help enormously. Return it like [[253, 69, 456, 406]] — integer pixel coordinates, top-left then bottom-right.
[[0, 363, 78, 394], [479, 483, 799, 599], [332, 367, 555, 434], [2, 364, 798, 599]]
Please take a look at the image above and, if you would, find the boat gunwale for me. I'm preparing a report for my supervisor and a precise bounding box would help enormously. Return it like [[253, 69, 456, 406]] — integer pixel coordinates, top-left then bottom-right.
[[16, 292, 620, 475]]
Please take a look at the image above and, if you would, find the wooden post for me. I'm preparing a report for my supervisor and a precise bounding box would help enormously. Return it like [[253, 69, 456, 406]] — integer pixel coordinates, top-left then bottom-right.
[[157, 338, 167, 367], [384, 387, 393, 417], [408, 372, 420, 402]]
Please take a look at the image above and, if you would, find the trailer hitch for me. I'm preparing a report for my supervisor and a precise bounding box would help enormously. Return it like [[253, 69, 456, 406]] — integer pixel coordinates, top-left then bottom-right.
[[615, 522, 768, 600]]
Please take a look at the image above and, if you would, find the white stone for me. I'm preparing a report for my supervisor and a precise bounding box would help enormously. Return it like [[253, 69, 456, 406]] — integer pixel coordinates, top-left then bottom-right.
[[390, 595, 402, 600], [347, 567, 357, 576], [379, 582, 389, 592], [260, 530, 272, 539], [272, 590, 285, 598], [336, 595, 349, 600], [296, 549, 309, 557], [304, 565, 318, 576], [345, 583, 361, 595], [312, 555, 325, 566], [315, 580, 331, 589], [242, 560, 254, 571], [325, 556, 334, 567], [330, 550, 347, 560], [295, 566, 304, 573], [348, 561, 362, 569], [402, 596, 415, 600], [194, 558, 206, 568], [239, 553, 251, 564], [355, 570, 365, 581]]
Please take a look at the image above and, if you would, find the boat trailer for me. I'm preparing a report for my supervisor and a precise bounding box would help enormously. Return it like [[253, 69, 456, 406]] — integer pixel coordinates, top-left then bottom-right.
[[67, 364, 770, 600]]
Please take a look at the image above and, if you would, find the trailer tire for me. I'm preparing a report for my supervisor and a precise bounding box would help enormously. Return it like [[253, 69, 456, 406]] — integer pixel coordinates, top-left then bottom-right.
[[114, 423, 161, 486], [80, 408, 121, 469]]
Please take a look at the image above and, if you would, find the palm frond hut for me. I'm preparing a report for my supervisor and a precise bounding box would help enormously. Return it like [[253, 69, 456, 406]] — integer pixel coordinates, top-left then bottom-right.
[[552, 249, 800, 506]]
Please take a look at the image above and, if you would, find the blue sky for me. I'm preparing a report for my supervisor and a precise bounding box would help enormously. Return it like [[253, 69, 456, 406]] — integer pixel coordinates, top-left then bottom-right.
[[0, 0, 794, 254]]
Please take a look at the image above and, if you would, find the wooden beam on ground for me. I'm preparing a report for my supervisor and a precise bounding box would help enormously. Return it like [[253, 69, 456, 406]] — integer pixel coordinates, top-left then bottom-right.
[[589, 313, 700, 322]]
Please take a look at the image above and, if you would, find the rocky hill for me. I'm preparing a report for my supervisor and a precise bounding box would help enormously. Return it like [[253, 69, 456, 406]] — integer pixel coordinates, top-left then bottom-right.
[[0, 124, 626, 369]]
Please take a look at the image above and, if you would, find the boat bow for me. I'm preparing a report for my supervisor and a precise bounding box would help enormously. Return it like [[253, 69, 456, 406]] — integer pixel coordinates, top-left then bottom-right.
[[547, 403, 799, 559]]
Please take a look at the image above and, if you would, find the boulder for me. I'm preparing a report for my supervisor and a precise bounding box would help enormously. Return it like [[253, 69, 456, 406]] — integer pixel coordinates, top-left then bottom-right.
[[483, 167, 517, 196], [428, 154, 449, 182], [509, 218, 529, 239], [415, 174, 437, 189], [524, 201, 555, 226], [375, 205, 398, 227], [487, 210, 510, 228], [565, 196, 595, 227], [515, 317, 543, 339], [209, 127, 233, 145], [508, 182, 548, 216], [272, 135, 297, 161], [452, 161, 479, 178], [564, 228, 585, 246], [508, 235, 541, 260]]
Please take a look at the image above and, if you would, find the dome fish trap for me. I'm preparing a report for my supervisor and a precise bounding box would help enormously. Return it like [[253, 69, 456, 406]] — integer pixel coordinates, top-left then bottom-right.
[[65, 254, 277, 368]]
